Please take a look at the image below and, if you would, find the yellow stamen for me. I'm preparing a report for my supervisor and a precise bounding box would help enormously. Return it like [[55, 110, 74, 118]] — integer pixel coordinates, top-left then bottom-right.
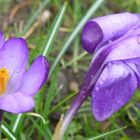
[[0, 68, 10, 95]]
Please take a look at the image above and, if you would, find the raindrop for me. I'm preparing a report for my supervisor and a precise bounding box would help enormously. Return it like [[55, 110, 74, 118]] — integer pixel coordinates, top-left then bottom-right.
[[95, 108, 99, 114], [15, 69, 20, 73], [9, 53, 14, 57], [137, 34, 140, 44], [80, 93, 85, 99], [95, 86, 99, 91], [133, 24, 140, 30], [108, 40, 112, 43]]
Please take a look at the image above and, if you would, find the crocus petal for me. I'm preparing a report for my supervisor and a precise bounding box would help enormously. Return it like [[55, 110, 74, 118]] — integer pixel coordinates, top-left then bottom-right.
[[0, 32, 4, 49], [20, 55, 49, 96], [92, 61, 137, 121], [82, 12, 140, 53], [0, 92, 34, 113], [0, 38, 28, 91], [106, 35, 140, 61], [121, 57, 140, 88]]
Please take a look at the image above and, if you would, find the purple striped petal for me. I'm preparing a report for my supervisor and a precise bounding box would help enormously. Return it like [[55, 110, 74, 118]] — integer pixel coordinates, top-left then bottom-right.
[[121, 57, 140, 88], [0, 38, 28, 92], [0, 92, 34, 113], [92, 60, 137, 121], [20, 55, 49, 96], [106, 36, 140, 61], [82, 12, 140, 53]]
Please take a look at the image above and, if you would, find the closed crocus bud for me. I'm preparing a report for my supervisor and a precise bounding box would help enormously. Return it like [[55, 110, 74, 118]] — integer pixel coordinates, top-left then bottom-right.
[[57, 12, 140, 139]]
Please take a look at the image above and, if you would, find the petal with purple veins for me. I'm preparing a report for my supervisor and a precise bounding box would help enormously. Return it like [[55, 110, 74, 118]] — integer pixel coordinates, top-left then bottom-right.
[[82, 12, 140, 53], [92, 60, 137, 121], [0, 92, 34, 113], [106, 36, 140, 62], [0, 38, 28, 92], [122, 57, 140, 88], [20, 55, 49, 96], [0, 38, 28, 74]]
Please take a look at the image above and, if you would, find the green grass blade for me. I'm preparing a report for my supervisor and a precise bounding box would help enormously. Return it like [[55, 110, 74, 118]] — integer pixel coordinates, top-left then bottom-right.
[[48, 92, 76, 115], [22, 0, 50, 35], [65, 52, 87, 67], [73, 0, 81, 72], [12, 114, 22, 133], [87, 126, 127, 140], [1, 124, 17, 140], [42, 3, 67, 56], [26, 112, 46, 124], [49, 0, 105, 77]]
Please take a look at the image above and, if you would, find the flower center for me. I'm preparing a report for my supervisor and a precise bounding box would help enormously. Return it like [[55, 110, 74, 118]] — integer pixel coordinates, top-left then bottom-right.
[[0, 68, 10, 95]]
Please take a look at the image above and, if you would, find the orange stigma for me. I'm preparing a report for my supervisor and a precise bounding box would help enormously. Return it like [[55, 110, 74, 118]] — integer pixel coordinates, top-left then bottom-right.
[[0, 68, 10, 95]]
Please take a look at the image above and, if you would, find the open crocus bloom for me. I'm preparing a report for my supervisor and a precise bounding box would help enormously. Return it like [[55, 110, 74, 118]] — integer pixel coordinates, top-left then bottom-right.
[[59, 12, 140, 138], [0, 32, 49, 114]]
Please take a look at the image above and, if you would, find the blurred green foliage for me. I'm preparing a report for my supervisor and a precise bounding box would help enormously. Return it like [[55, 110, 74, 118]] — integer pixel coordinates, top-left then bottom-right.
[[0, 0, 140, 140]]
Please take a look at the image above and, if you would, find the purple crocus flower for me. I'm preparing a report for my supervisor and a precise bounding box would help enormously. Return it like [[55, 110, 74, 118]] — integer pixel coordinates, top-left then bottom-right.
[[58, 12, 140, 138], [0, 32, 49, 116]]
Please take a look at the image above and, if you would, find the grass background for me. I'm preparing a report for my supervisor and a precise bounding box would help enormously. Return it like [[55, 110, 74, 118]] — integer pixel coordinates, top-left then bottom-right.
[[0, 0, 140, 140]]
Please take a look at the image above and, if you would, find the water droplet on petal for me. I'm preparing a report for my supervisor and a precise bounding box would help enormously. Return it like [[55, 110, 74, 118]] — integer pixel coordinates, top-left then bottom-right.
[[15, 69, 20, 73], [133, 24, 140, 30], [108, 40, 112, 43], [9, 54, 14, 57], [137, 35, 140, 44]]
